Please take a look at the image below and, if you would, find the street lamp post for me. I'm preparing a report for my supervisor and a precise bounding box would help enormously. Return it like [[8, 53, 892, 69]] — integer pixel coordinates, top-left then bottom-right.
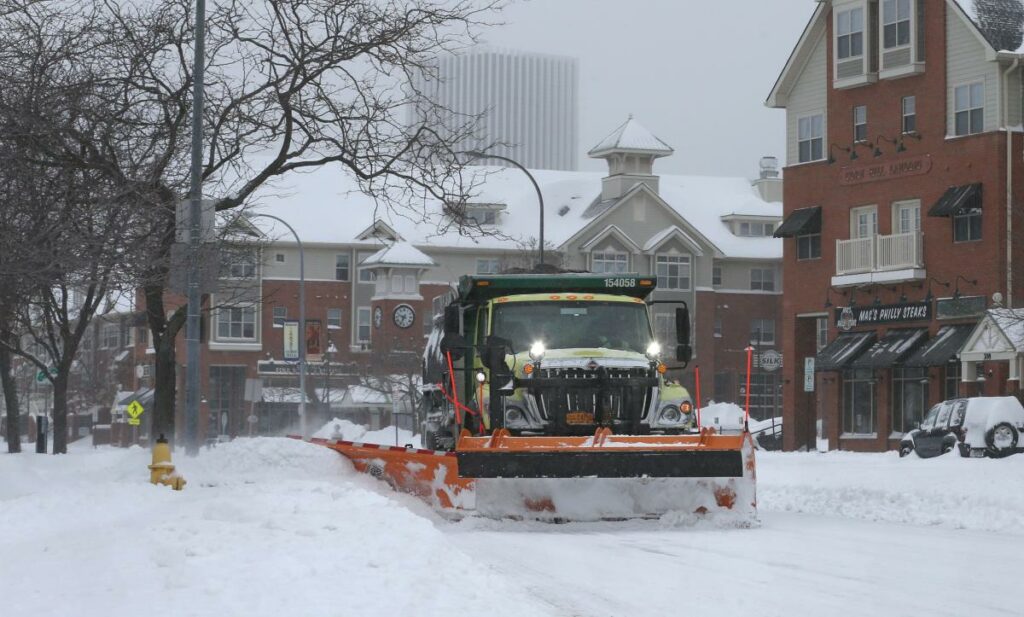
[[248, 214, 308, 438], [324, 339, 337, 417], [461, 151, 545, 266]]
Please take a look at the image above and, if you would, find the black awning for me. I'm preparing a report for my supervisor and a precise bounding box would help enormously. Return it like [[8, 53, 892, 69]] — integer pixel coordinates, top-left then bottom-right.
[[773, 206, 822, 238], [850, 328, 929, 369], [902, 324, 975, 367], [929, 183, 982, 217], [815, 331, 876, 372]]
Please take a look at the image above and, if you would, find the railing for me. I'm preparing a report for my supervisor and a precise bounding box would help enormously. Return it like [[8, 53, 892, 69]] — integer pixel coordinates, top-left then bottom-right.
[[836, 232, 923, 276]]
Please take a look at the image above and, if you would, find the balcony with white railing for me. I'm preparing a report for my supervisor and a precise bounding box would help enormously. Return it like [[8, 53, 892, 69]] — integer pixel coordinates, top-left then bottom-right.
[[834, 232, 925, 286]]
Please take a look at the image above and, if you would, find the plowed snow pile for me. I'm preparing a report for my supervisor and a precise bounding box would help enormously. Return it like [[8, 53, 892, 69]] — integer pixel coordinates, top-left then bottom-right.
[[0, 438, 558, 617], [757, 449, 1024, 534]]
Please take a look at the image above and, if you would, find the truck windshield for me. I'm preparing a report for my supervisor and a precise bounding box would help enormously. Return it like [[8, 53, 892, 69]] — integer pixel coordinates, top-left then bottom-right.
[[492, 301, 652, 354]]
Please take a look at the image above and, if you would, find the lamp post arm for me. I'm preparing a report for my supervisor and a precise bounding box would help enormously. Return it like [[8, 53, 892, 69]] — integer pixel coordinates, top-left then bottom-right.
[[462, 151, 545, 266]]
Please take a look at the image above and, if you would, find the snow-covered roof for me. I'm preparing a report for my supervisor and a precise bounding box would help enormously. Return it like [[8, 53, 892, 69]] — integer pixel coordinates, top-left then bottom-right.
[[261, 387, 305, 404], [955, 0, 1024, 54], [314, 388, 346, 405], [347, 386, 389, 406], [247, 165, 780, 260], [587, 116, 674, 158], [360, 241, 436, 268], [988, 308, 1024, 351]]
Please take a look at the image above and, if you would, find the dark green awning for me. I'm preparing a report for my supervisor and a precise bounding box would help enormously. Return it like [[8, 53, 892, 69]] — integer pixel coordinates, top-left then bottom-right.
[[850, 328, 929, 369], [773, 206, 822, 238], [815, 331, 876, 372], [929, 184, 981, 217], [902, 324, 975, 367]]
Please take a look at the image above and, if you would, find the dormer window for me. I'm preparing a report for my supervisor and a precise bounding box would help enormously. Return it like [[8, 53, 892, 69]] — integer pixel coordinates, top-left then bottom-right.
[[834, 3, 875, 89], [878, 0, 923, 78], [462, 203, 505, 226]]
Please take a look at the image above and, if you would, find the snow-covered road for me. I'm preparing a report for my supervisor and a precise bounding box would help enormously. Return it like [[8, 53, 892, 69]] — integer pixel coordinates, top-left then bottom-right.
[[2, 438, 1022, 617]]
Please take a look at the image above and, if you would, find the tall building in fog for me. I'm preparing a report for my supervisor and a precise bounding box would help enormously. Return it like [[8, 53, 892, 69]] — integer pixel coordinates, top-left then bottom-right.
[[410, 47, 579, 171]]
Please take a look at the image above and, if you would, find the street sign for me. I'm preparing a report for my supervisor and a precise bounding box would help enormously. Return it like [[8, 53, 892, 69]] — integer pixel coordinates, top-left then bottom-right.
[[36, 367, 57, 383], [126, 400, 145, 426], [243, 378, 263, 402], [803, 357, 815, 392], [283, 320, 300, 361]]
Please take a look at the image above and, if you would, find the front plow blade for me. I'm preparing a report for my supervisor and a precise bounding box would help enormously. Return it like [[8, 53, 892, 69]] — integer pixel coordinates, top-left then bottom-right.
[[459, 430, 757, 522]]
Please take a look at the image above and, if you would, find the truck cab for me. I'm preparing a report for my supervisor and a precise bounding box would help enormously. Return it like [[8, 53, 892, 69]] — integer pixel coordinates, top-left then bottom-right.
[[422, 273, 694, 450]]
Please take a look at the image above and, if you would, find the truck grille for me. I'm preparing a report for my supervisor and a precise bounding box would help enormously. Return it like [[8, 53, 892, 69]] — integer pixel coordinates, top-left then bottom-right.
[[533, 367, 654, 423]]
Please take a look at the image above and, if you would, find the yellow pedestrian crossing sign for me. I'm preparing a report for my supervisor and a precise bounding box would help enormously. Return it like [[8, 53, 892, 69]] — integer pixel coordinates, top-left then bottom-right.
[[127, 400, 145, 426]]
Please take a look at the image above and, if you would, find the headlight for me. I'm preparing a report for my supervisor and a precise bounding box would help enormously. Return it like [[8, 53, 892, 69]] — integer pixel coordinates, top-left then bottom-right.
[[660, 405, 682, 424], [475, 370, 487, 384], [506, 406, 528, 428], [529, 340, 546, 361], [646, 341, 661, 360], [680, 401, 693, 414]]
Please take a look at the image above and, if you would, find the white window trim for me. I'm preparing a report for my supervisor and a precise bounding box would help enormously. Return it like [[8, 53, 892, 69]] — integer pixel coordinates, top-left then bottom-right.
[[272, 306, 287, 328], [476, 257, 502, 275], [891, 199, 921, 235], [356, 307, 371, 344], [335, 253, 351, 282], [750, 268, 777, 292], [901, 96, 917, 134], [274, 252, 286, 264], [327, 308, 343, 330], [590, 251, 630, 274], [952, 81, 985, 137], [796, 113, 825, 164], [850, 205, 878, 239], [654, 253, 692, 291], [853, 105, 868, 143], [880, 0, 913, 52], [835, 5, 866, 61], [215, 304, 259, 342]]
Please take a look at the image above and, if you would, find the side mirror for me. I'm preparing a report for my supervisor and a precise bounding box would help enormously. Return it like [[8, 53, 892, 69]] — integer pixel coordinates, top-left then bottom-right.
[[676, 344, 693, 365], [443, 305, 461, 336], [440, 333, 467, 361], [675, 305, 692, 367], [481, 336, 512, 373]]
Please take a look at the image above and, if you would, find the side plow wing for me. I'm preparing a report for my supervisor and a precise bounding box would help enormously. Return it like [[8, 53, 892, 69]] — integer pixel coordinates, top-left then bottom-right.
[[300, 429, 757, 523]]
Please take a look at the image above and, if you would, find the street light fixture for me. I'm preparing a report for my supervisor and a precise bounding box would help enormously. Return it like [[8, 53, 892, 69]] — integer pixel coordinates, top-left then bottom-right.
[[460, 151, 545, 267]]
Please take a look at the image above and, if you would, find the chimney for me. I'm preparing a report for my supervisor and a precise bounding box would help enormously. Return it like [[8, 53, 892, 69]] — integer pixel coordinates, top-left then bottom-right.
[[752, 156, 783, 203]]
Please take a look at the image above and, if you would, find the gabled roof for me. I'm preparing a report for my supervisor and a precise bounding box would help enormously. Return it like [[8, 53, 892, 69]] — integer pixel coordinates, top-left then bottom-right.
[[579, 224, 643, 253], [356, 219, 402, 241], [765, 2, 827, 109], [587, 116, 673, 158], [953, 0, 1024, 56], [642, 225, 705, 256], [360, 241, 436, 268]]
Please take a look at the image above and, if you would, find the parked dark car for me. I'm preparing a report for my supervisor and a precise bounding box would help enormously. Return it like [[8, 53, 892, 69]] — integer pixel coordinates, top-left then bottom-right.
[[899, 397, 1024, 459]]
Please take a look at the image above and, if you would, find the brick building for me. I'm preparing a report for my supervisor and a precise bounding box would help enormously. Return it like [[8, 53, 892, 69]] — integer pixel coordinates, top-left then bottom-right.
[[768, 0, 1024, 452], [121, 118, 783, 443]]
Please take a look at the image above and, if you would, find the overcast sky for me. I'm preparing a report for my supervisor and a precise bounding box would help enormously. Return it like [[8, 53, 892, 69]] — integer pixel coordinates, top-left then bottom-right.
[[477, 0, 817, 178]]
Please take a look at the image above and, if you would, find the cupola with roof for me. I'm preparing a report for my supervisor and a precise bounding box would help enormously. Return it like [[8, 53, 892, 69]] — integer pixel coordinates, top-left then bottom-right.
[[588, 116, 674, 201]]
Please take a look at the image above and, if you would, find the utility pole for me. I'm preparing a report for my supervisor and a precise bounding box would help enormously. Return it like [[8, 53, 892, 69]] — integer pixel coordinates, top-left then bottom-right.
[[184, 0, 207, 455]]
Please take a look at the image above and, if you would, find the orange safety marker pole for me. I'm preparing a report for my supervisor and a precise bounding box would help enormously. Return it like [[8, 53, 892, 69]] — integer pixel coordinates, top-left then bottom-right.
[[744, 346, 753, 428], [694, 365, 702, 429]]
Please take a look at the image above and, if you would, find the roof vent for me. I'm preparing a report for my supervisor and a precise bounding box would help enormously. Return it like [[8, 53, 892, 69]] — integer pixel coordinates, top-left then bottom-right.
[[759, 156, 779, 180], [558, 205, 570, 217]]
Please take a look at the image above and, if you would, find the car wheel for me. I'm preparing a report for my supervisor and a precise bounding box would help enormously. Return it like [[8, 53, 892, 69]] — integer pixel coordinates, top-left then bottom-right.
[[942, 443, 953, 455], [899, 443, 914, 458], [986, 423, 1019, 458]]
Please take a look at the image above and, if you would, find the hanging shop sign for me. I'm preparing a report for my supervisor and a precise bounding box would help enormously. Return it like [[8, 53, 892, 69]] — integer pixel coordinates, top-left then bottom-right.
[[756, 350, 783, 372], [283, 320, 300, 361], [835, 301, 932, 330], [936, 295, 986, 320], [839, 155, 932, 186]]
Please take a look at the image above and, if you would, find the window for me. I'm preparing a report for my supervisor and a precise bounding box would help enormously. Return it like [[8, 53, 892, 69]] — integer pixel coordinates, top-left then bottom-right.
[[954, 83, 984, 136], [356, 307, 371, 343], [892, 367, 928, 434], [836, 7, 864, 59], [101, 323, 119, 349], [217, 306, 256, 340], [750, 268, 776, 292], [591, 252, 628, 274], [798, 114, 824, 163], [222, 248, 257, 279], [882, 0, 911, 49], [853, 106, 867, 142], [954, 207, 982, 242], [476, 258, 501, 275], [274, 253, 286, 264], [842, 368, 876, 434], [713, 318, 722, 338], [902, 96, 916, 134], [327, 308, 342, 329], [123, 325, 134, 347], [272, 306, 287, 328], [357, 252, 377, 283], [893, 200, 921, 234], [738, 221, 774, 237], [851, 205, 878, 239], [944, 361, 961, 400], [655, 255, 691, 290], [712, 266, 722, 287], [138, 327, 150, 349], [816, 316, 829, 352], [747, 373, 780, 422], [797, 233, 821, 260], [466, 207, 499, 226], [750, 319, 775, 346], [335, 254, 350, 281]]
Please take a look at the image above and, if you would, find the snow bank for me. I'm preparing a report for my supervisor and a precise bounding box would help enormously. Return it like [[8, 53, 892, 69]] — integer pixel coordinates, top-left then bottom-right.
[[0, 438, 559, 617], [757, 449, 1024, 534], [313, 417, 422, 449]]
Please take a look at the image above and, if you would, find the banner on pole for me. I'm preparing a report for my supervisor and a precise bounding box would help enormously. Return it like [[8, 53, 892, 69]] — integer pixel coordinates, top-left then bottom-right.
[[283, 320, 300, 361]]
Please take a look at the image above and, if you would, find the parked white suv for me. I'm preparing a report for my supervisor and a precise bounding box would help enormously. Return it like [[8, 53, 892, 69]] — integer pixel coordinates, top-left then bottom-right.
[[899, 397, 1024, 459]]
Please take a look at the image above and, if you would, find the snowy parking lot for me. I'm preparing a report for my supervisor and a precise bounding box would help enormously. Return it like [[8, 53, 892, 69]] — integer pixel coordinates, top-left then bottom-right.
[[2, 437, 1022, 617]]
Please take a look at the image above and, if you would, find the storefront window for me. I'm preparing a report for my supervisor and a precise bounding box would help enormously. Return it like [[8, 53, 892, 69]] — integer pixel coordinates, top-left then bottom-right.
[[944, 361, 961, 400], [892, 367, 927, 434], [842, 368, 876, 434]]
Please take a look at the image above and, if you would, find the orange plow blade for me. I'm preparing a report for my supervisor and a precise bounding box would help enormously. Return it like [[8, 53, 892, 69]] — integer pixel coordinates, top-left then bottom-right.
[[301, 429, 757, 522]]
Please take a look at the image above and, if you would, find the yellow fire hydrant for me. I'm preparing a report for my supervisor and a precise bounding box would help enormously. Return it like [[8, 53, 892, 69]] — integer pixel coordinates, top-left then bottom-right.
[[149, 434, 186, 490]]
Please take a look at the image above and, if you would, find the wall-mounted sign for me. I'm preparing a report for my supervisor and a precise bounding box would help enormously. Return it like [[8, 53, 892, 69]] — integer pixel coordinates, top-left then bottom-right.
[[839, 155, 932, 186], [283, 320, 300, 361], [305, 319, 322, 357], [936, 295, 986, 320], [834, 301, 932, 330], [757, 350, 783, 372], [257, 360, 355, 377], [803, 357, 815, 392]]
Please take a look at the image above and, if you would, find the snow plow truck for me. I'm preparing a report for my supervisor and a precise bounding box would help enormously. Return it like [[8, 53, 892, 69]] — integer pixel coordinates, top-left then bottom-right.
[[307, 273, 756, 521]]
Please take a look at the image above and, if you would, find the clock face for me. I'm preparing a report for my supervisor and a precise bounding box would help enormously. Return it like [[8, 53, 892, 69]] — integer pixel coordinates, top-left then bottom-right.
[[393, 305, 415, 329], [373, 306, 383, 329]]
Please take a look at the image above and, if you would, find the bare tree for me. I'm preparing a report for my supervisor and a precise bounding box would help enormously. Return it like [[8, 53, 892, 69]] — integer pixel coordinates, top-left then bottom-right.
[[0, 0, 501, 445]]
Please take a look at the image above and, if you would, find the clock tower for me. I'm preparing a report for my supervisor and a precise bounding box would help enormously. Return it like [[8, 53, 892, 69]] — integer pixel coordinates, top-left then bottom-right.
[[360, 241, 437, 356]]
